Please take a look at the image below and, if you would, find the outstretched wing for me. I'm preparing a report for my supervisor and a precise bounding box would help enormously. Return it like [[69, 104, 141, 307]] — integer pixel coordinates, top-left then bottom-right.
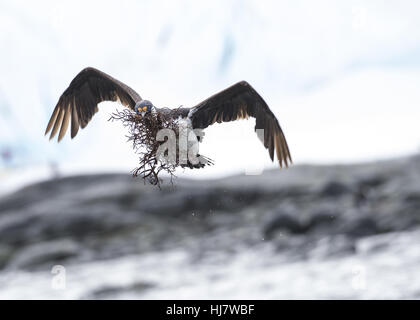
[[45, 67, 142, 141], [189, 81, 292, 167]]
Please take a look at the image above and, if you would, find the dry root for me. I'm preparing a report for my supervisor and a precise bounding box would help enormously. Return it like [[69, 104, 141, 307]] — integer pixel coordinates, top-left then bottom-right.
[[109, 109, 179, 187]]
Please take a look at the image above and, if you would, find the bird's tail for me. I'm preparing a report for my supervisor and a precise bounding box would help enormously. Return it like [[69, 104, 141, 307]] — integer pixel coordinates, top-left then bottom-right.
[[180, 154, 214, 169]]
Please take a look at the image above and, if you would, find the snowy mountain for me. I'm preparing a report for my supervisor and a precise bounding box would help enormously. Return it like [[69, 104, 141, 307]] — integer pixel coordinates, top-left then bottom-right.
[[1, 0, 420, 181]]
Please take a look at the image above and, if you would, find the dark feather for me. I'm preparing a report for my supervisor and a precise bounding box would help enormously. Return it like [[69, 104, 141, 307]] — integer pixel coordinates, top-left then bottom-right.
[[45, 67, 142, 141], [190, 81, 292, 167]]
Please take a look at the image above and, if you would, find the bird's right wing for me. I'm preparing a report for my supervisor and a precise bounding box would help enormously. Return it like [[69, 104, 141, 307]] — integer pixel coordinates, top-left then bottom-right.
[[45, 67, 142, 141]]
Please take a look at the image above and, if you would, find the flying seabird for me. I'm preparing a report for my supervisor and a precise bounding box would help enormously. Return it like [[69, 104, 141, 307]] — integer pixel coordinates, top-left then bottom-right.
[[45, 67, 292, 170]]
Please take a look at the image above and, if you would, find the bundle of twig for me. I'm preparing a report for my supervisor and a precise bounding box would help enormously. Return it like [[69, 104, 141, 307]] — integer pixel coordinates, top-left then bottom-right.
[[109, 109, 178, 186]]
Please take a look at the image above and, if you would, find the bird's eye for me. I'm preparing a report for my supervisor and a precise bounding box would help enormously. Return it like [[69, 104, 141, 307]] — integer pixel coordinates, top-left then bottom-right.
[[143, 106, 148, 111], [137, 107, 142, 112]]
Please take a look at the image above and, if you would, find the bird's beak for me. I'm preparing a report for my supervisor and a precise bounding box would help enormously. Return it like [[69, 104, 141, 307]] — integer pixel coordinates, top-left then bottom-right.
[[141, 111, 146, 117]]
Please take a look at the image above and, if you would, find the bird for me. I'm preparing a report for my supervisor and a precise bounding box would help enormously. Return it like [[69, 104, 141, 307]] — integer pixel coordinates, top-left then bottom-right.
[[45, 67, 292, 170]]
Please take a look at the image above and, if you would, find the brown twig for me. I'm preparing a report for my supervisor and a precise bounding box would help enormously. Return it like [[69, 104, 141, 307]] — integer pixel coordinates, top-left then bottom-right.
[[109, 109, 178, 187]]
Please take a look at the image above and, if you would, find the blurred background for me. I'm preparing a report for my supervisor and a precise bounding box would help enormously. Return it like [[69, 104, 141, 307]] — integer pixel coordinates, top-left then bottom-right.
[[0, 0, 420, 299]]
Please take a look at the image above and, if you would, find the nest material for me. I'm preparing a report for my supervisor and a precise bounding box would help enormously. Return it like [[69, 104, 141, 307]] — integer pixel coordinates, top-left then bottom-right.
[[110, 109, 180, 186]]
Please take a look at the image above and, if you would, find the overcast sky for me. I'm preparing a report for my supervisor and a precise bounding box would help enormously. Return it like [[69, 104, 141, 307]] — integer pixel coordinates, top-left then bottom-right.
[[1, 0, 420, 182]]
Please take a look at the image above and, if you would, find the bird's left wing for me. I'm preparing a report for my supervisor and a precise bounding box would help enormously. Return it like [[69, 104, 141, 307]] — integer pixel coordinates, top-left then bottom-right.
[[45, 67, 142, 142], [189, 81, 292, 167]]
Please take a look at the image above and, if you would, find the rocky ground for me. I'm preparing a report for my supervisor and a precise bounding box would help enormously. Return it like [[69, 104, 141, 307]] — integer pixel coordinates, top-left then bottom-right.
[[0, 155, 419, 299]]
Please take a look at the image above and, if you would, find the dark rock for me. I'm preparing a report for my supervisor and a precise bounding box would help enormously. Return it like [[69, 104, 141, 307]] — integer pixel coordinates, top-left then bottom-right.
[[320, 181, 351, 198], [358, 175, 386, 189], [0, 154, 420, 274], [305, 210, 339, 234], [85, 281, 154, 299], [6, 240, 79, 270], [309, 210, 338, 226], [0, 245, 13, 270], [404, 192, 420, 203], [263, 211, 307, 239], [341, 216, 382, 238], [353, 175, 387, 205]]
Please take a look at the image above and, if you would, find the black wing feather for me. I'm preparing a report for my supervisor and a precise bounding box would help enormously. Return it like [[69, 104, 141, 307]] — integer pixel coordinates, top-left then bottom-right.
[[45, 67, 142, 141], [190, 81, 292, 167]]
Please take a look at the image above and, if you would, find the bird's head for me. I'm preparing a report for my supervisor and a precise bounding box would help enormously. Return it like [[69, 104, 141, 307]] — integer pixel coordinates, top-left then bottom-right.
[[135, 100, 154, 117]]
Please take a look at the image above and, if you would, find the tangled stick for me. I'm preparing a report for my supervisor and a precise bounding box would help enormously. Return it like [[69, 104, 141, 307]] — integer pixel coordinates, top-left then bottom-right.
[[109, 109, 179, 187]]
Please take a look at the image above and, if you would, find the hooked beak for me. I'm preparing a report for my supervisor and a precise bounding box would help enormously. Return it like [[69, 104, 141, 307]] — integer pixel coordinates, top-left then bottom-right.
[[140, 111, 146, 117]]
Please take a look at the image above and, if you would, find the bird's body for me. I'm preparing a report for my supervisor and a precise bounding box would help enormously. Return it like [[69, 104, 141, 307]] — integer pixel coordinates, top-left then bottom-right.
[[45, 67, 292, 179], [132, 105, 210, 169]]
